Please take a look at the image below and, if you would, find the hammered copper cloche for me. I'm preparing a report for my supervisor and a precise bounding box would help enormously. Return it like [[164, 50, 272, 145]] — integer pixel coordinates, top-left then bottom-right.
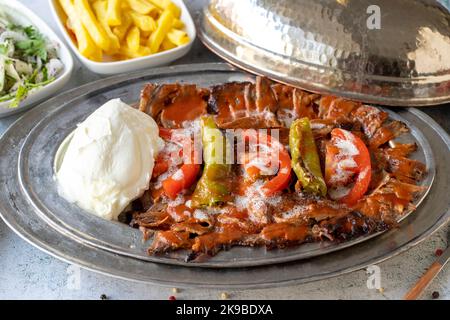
[[198, 0, 450, 106]]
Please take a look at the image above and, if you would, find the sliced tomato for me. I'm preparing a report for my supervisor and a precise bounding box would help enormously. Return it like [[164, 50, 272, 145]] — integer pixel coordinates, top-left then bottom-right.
[[152, 153, 170, 179], [241, 130, 292, 196], [325, 128, 371, 206], [158, 127, 173, 140], [152, 128, 180, 179], [260, 147, 291, 196], [162, 164, 201, 200], [156, 127, 201, 200]]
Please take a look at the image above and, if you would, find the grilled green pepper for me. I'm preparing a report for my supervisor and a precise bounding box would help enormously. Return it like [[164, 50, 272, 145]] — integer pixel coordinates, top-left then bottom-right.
[[289, 118, 327, 196], [191, 116, 231, 207]]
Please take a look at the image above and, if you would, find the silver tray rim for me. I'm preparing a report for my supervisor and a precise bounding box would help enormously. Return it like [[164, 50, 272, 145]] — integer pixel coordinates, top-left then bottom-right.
[[0, 63, 449, 288]]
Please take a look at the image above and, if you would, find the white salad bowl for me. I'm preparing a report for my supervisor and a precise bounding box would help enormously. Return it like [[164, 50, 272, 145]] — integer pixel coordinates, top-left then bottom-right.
[[0, 0, 73, 118], [48, 0, 196, 75]]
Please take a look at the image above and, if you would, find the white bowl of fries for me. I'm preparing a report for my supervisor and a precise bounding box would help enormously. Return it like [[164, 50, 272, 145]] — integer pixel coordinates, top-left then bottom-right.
[[49, 0, 195, 75]]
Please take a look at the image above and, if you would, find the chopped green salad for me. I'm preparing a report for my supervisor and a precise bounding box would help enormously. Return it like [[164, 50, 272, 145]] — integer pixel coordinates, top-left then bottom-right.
[[0, 13, 63, 108]]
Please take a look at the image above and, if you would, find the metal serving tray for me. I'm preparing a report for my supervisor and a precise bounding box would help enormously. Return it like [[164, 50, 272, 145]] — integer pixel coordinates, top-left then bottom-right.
[[0, 63, 448, 288]]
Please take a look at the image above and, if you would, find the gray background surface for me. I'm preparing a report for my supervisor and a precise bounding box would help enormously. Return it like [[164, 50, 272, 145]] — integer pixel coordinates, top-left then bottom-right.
[[0, 0, 448, 300]]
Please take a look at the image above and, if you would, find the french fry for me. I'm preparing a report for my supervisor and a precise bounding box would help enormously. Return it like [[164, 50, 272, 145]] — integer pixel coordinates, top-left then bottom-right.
[[106, 0, 121, 26], [58, 0, 77, 17], [130, 12, 157, 32], [58, 0, 100, 58], [74, 0, 110, 51], [126, 26, 141, 52], [120, 46, 152, 59], [112, 14, 132, 41], [172, 18, 184, 29], [93, 0, 120, 54], [140, 30, 153, 38], [88, 46, 103, 61], [121, 0, 130, 9], [166, 28, 189, 46], [147, 0, 181, 18], [145, 0, 167, 9], [147, 10, 174, 53], [65, 17, 73, 31], [127, 0, 158, 15], [161, 36, 176, 51], [165, 1, 181, 18]]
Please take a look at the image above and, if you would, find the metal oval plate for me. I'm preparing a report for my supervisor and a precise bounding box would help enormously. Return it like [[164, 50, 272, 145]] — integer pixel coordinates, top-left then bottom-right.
[[1, 63, 436, 269], [0, 63, 448, 287]]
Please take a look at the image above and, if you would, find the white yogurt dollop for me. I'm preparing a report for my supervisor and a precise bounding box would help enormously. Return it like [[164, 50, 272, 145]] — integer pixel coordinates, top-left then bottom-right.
[[55, 99, 163, 220]]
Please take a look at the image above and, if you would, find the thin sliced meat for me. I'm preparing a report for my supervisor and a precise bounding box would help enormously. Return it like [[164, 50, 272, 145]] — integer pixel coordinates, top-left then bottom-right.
[[148, 230, 192, 254], [369, 121, 409, 149], [192, 225, 247, 254], [384, 154, 426, 181], [217, 115, 280, 129], [259, 222, 310, 246], [373, 143, 425, 182], [384, 143, 417, 158], [272, 84, 296, 127], [139, 83, 158, 114], [210, 77, 281, 128], [139, 227, 154, 242], [293, 89, 319, 119], [244, 83, 256, 114], [355, 177, 425, 220], [272, 84, 318, 127], [166, 204, 193, 223], [139, 83, 208, 128], [208, 81, 250, 119], [171, 219, 213, 235], [319, 212, 389, 241], [139, 83, 180, 118], [271, 83, 294, 110], [256, 76, 278, 113], [318, 96, 361, 120], [135, 190, 154, 212], [310, 119, 335, 138], [303, 201, 350, 222], [216, 209, 260, 233], [160, 85, 208, 128], [351, 105, 388, 138], [131, 204, 171, 229], [272, 196, 349, 224]]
